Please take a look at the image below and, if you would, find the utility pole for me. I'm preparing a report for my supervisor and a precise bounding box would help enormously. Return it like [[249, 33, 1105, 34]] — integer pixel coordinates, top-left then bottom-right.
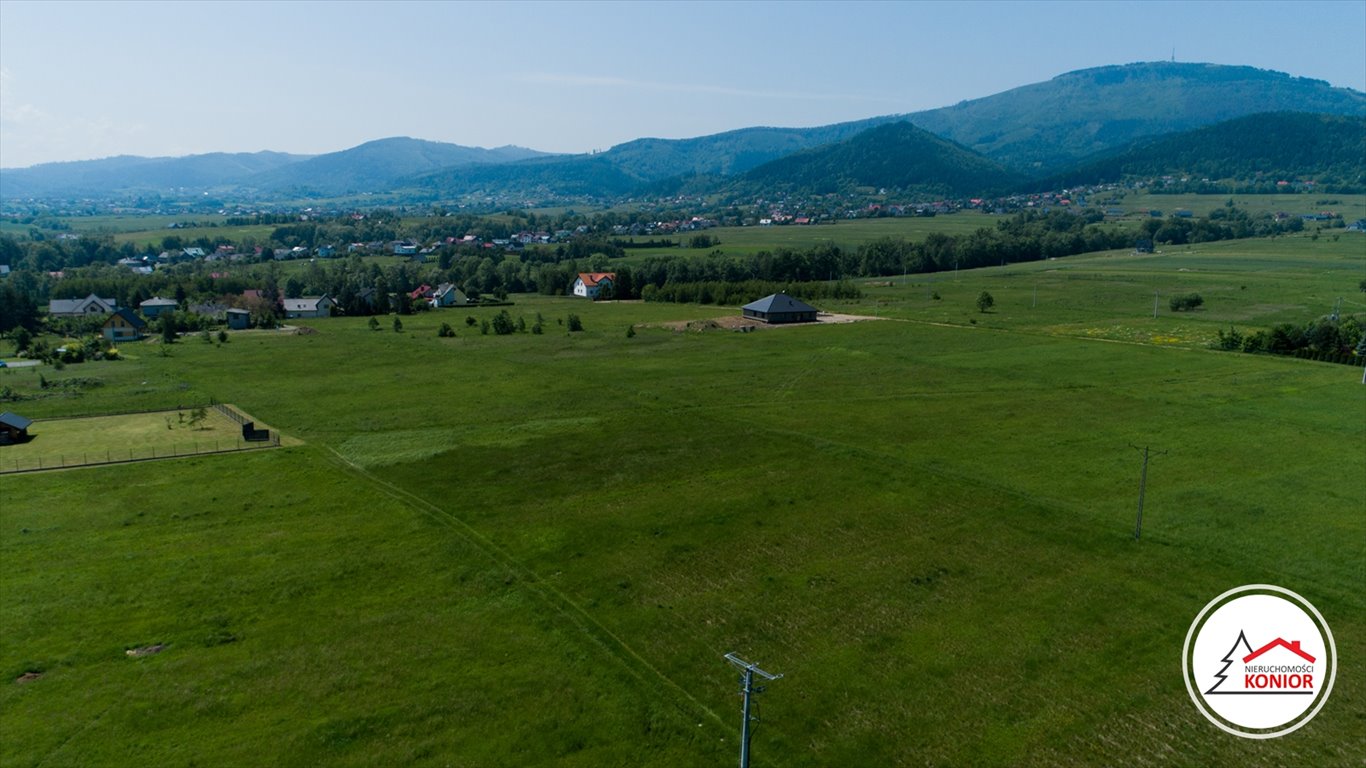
[[725, 653, 782, 768], [1130, 445, 1167, 540], [1153, 290, 1159, 319]]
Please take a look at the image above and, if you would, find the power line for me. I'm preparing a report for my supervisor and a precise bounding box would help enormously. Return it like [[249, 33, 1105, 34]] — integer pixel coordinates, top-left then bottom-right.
[[1129, 445, 1167, 540]]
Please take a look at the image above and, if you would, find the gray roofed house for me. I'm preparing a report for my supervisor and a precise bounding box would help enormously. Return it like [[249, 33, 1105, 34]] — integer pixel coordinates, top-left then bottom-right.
[[741, 292, 819, 324], [139, 297, 179, 318], [49, 294, 117, 317], [283, 295, 335, 319], [0, 411, 33, 443], [432, 283, 467, 307]]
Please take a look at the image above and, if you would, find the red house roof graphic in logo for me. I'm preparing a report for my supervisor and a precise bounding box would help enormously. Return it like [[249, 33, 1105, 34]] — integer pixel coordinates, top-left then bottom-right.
[[1244, 638, 1316, 664]]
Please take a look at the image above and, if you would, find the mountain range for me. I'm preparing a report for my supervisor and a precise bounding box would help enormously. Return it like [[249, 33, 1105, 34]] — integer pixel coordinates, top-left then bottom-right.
[[2, 62, 1362, 201]]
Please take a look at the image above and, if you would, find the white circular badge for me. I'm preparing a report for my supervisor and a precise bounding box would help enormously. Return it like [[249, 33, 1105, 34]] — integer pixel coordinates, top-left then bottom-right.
[[1183, 584, 1336, 738]]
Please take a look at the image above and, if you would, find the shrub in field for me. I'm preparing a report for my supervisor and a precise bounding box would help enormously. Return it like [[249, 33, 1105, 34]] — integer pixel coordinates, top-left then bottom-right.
[[438, 322, 455, 338], [1215, 326, 1244, 350], [368, 317, 380, 331], [976, 291, 995, 313], [567, 314, 583, 332], [492, 311, 515, 336], [1169, 293, 1204, 311]]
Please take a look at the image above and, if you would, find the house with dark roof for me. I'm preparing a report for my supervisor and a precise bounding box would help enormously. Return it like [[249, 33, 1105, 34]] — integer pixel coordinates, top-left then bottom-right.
[[103, 308, 148, 341], [572, 272, 616, 299], [0, 411, 33, 443], [49, 294, 116, 317], [741, 293, 819, 324]]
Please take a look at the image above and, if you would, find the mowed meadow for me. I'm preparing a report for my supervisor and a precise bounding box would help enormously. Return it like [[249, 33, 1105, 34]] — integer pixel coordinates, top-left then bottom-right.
[[1, 234, 1363, 766]]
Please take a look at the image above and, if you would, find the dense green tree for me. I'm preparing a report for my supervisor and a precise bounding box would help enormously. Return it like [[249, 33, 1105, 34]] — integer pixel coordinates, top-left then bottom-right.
[[159, 314, 177, 344]]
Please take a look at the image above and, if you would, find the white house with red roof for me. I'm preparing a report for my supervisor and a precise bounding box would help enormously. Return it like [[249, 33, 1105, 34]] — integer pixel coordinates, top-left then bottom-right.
[[572, 272, 616, 299]]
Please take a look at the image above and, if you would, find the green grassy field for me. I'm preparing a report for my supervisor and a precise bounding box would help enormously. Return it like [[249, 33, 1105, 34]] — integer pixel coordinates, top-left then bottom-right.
[[617, 213, 1022, 261], [1, 233, 1362, 766], [1121, 192, 1366, 219]]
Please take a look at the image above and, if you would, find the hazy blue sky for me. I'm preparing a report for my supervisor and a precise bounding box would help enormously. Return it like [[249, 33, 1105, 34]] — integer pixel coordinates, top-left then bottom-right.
[[1, 0, 1363, 168]]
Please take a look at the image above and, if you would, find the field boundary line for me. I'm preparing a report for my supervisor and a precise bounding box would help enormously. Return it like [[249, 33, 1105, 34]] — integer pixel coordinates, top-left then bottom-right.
[[0, 437, 280, 475], [320, 446, 729, 732]]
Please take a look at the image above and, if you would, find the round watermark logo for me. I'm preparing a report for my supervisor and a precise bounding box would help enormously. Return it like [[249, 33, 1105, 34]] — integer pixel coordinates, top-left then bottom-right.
[[1183, 584, 1336, 738]]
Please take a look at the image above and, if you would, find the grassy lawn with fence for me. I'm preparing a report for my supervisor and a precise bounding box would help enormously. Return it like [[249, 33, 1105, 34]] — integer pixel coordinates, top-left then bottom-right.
[[0, 405, 281, 473]]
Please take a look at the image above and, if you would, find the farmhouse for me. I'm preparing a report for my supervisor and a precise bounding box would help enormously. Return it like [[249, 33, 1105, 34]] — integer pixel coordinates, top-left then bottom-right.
[[283, 296, 336, 319], [572, 272, 616, 299], [48, 294, 116, 317], [0, 411, 33, 444], [139, 297, 179, 318], [742, 292, 819, 324], [102, 308, 147, 341]]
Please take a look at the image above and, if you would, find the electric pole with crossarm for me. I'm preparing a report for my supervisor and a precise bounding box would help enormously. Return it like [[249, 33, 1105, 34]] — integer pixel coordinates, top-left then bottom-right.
[[725, 653, 782, 768]]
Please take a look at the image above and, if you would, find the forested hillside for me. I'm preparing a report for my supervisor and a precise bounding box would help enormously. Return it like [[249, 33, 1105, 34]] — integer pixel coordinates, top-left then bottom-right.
[[730, 122, 1025, 197], [1044, 113, 1366, 192]]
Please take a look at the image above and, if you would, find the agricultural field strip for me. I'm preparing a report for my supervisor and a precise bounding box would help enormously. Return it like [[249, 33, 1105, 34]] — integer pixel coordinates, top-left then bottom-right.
[[318, 445, 730, 733], [615, 342, 1362, 608]]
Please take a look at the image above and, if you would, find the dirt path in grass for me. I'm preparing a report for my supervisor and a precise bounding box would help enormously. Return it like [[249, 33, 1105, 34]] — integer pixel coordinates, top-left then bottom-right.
[[655, 311, 885, 332]]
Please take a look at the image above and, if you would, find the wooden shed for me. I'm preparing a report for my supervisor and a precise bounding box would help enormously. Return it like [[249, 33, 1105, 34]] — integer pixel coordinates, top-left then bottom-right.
[[0, 411, 33, 444]]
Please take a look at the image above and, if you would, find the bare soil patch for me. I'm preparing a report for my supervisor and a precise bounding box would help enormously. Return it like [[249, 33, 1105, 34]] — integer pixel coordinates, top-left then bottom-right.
[[125, 644, 166, 658], [653, 312, 884, 332]]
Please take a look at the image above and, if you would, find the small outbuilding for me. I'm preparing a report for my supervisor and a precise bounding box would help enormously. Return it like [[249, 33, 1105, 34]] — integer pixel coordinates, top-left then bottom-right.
[[0, 411, 33, 444], [741, 292, 819, 324], [226, 308, 251, 330]]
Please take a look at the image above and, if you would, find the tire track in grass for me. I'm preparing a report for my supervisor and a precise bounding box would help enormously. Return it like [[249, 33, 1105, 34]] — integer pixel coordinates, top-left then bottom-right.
[[319, 446, 730, 734]]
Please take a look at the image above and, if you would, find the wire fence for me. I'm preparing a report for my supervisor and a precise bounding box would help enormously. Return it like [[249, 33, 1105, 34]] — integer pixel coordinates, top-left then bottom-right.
[[0, 403, 281, 475], [1, 433, 280, 474], [212, 402, 249, 425]]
